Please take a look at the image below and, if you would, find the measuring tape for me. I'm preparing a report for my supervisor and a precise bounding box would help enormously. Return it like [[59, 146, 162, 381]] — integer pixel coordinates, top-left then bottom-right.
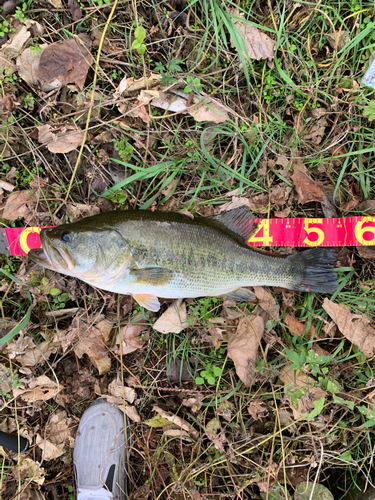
[[1, 216, 375, 257]]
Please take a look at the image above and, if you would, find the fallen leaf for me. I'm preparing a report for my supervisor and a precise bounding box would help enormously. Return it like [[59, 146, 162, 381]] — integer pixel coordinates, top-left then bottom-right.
[[0, 51, 16, 76], [223, 299, 243, 320], [153, 299, 190, 333], [153, 405, 199, 439], [17, 45, 62, 92], [205, 417, 226, 451], [0, 178, 15, 191], [108, 376, 136, 403], [285, 313, 315, 338], [73, 322, 111, 375], [291, 167, 324, 204], [2, 25, 30, 57], [359, 200, 375, 216], [13, 375, 62, 403], [280, 364, 326, 420], [0, 95, 16, 119], [248, 400, 269, 420], [117, 73, 162, 95], [128, 484, 151, 500], [3, 189, 36, 221], [14, 458, 45, 486], [7, 335, 56, 367], [326, 31, 350, 51], [357, 246, 375, 259], [149, 91, 229, 123], [36, 35, 93, 91], [128, 99, 152, 124], [144, 414, 172, 428], [227, 314, 265, 386], [229, 8, 275, 61], [274, 207, 291, 218], [67, 202, 100, 222], [37, 124, 84, 153], [125, 405, 141, 422], [36, 435, 65, 460], [302, 108, 328, 145], [322, 298, 375, 357], [68, 0, 82, 21], [121, 323, 145, 355], [167, 357, 194, 382], [270, 184, 291, 208], [254, 286, 279, 320], [182, 394, 204, 413], [188, 98, 229, 123]]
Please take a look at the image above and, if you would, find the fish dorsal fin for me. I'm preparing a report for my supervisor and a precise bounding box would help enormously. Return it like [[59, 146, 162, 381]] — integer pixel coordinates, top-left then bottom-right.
[[211, 207, 257, 241]]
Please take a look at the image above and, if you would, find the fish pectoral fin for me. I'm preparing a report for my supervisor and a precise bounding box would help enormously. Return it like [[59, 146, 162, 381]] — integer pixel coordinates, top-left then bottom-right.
[[218, 288, 256, 302], [133, 293, 161, 312], [211, 206, 257, 241], [130, 267, 173, 286]]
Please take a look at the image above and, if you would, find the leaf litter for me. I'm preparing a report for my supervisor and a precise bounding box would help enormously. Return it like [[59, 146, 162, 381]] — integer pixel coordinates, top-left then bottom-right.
[[2, 1, 375, 498]]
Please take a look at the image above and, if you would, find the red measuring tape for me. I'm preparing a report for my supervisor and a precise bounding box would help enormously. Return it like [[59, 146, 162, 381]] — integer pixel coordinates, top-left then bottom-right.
[[1, 216, 374, 257]]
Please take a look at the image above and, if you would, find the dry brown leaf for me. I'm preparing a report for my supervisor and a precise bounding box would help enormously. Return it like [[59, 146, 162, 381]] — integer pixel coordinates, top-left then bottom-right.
[[125, 405, 141, 422], [254, 286, 279, 320], [153, 405, 199, 439], [357, 246, 375, 259], [227, 315, 264, 386], [153, 299, 190, 333], [13, 375, 62, 403], [248, 400, 269, 420], [17, 45, 62, 92], [229, 8, 275, 61], [117, 73, 162, 95], [37, 124, 84, 153], [0, 95, 16, 119], [14, 458, 45, 486], [68, 0, 82, 20], [7, 335, 56, 367], [108, 376, 136, 404], [182, 394, 204, 413], [302, 108, 328, 145], [270, 184, 291, 208], [74, 323, 111, 375], [285, 313, 315, 338], [3, 189, 36, 222], [358, 200, 375, 216], [36, 435, 65, 460], [274, 207, 291, 218], [121, 323, 145, 354], [0, 51, 16, 76], [322, 298, 375, 357], [223, 299, 243, 320], [291, 167, 323, 204], [0, 178, 15, 191], [67, 203, 100, 222], [326, 31, 350, 51], [188, 98, 229, 123], [149, 91, 229, 123], [36, 35, 93, 91], [2, 25, 31, 57], [280, 364, 326, 420]]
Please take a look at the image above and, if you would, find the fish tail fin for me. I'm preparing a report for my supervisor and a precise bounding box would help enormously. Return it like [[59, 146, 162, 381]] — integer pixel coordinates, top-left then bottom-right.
[[287, 248, 338, 294]]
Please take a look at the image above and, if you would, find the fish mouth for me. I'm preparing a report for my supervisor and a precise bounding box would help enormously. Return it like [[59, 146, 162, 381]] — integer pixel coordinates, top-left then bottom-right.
[[28, 230, 69, 271], [28, 247, 54, 269]]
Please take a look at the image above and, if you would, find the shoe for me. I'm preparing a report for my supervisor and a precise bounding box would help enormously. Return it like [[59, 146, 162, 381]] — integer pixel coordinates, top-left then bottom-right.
[[74, 398, 129, 500]]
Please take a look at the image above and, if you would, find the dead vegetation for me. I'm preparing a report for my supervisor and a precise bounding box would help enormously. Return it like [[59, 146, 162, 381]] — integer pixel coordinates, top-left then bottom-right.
[[1, 0, 375, 499]]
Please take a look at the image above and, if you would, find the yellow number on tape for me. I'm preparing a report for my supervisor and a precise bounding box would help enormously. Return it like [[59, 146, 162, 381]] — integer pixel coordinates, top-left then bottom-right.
[[248, 220, 273, 246], [303, 219, 325, 247], [355, 217, 375, 246]]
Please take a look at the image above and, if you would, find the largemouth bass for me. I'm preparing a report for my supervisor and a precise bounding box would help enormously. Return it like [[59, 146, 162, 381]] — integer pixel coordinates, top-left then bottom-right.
[[28, 207, 338, 311]]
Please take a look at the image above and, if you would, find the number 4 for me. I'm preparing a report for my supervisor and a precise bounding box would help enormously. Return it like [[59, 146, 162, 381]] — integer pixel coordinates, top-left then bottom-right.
[[248, 220, 273, 246]]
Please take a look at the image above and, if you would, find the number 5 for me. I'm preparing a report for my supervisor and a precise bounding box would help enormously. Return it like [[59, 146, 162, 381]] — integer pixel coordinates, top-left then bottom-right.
[[303, 219, 325, 246]]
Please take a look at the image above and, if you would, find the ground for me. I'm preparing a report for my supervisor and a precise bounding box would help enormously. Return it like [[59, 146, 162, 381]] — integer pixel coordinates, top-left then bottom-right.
[[0, 0, 375, 499]]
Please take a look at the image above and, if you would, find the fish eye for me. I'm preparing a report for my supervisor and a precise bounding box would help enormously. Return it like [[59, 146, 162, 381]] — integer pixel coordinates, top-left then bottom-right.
[[61, 232, 71, 243]]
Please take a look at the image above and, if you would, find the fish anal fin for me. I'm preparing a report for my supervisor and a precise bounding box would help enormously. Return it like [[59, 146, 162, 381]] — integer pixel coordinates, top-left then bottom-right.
[[212, 207, 257, 241], [133, 293, 161, 312], [131, 267, 173, 286], [218, 287, 256, 302]]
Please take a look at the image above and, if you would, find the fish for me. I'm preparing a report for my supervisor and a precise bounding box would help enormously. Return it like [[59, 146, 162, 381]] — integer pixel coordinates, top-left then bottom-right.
[[28, 207, 338, 312]]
